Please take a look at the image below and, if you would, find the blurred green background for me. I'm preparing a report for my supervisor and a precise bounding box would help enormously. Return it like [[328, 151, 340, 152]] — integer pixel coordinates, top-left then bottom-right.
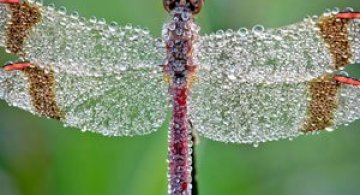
[[0, 0, 360, 195]]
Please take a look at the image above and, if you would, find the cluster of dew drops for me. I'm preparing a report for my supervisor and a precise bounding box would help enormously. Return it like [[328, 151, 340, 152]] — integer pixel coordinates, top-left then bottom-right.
[[0, 0, 170, 137], [0, 1, 359, 147], [192, 6, 360, 148]]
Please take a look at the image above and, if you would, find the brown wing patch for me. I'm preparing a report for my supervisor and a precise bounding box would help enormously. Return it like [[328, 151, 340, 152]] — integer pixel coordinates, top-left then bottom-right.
[[302, 75, 339, 132], [23, 65, 63, 120], [317, 15, 351, 69], [6, 2, 41, 56]]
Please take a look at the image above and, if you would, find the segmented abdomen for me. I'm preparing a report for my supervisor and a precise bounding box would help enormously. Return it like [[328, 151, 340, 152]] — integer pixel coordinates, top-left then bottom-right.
[[163, 6, 199, 195]]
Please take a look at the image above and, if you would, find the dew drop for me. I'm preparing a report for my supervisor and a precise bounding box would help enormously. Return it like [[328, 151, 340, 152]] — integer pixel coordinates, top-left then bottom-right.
[[47, 3, 55, 11], [227, 74, 236, 81], [142, 27, 150, 35], [323, 9, 332, 17], [109, 21, 118, 32], [325, 66, 335, 74], [35, 0, 43, 6], [332, 7, 340, 14], [225, 29, 233, 37], [168, 22, 176, 31], [252, 24, 264, 34], [5, 61, 13, 66], [58, 6, 67, 15], [181, 12, 190, 21], [125, 23, 133, 30], [303, 15, 312, 22], [337, 70, 349, 77], [238, 27, 248, 36], [89, 16, 97, 23], [176, 28, 183, 36], [216, 30, 224, 36], [338, 66, 345, 71], [343, 7, 354, 12], [70, 11, 79, 19], [98, 18, 106, 25], [325, 127, 334, 132]]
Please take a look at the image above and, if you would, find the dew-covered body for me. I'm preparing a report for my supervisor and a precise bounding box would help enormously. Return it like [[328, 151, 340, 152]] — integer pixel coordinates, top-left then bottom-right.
[[162, 3, 200, 194], [0, 0, 359, 195]]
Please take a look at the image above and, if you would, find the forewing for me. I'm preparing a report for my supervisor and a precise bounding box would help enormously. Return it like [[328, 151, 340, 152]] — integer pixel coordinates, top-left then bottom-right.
[[0, 2, 165, 76], [195, 15, 360, 84], [192, 12, 360, 144], [0, 2, 169, 136]]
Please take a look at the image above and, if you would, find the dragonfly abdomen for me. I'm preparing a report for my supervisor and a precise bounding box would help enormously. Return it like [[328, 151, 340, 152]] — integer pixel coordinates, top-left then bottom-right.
[[168, 84, 192, 195], [163, 3, 200, 195]]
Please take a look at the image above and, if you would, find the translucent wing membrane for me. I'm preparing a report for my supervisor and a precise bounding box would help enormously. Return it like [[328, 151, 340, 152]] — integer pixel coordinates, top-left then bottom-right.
[[0, 68, 169, 136], [0, 3, 169, 136], [190, 79, 308, 144], [57, 70, 169, 136], [348, 20, 360, 63], [192, 13, 360, 144], [190, 74, 360, 144], [335, 85, 360, 125], [0, 3, 165, 76], [195, 18, 360, 84]]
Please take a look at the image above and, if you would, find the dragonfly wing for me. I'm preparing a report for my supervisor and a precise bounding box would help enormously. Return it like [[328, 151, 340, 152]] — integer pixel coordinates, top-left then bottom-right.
[[190, 74, 359, 144], [0, 66, 169, 136], [192, 11, 360, 144], [0, 2, 169, 136], [349, 18, 360, 64], [196, 14, 360, 84], [0, 2, 165, 76]]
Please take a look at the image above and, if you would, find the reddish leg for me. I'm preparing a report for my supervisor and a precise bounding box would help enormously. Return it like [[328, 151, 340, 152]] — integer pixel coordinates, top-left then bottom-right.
[[335, 76, 360, 86], [336, 12, 360, 19], [3, 62, 31, 71]]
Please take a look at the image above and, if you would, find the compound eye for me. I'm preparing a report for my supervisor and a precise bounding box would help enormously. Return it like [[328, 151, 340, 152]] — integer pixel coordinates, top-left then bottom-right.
[[163, 0, 177, 13], [163, 0, 205, 14], [189, 0, 205, 14]]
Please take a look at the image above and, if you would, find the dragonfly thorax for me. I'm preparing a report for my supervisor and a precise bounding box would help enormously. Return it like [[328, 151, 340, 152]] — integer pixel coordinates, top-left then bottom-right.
[[163, 5, 199, 86]]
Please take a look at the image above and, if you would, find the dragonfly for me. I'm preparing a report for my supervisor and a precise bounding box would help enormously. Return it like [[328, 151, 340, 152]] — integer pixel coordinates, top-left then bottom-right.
[[0, 0, 359, 194]]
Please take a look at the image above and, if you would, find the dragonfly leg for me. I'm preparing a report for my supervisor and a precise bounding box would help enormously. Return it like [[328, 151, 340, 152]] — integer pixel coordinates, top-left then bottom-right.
[[3, 62, 31, 71], [336, 11, 360, 19], [188, 119, 201, 145], [334, 76, 360, 86], [0, 0, 21, 4]]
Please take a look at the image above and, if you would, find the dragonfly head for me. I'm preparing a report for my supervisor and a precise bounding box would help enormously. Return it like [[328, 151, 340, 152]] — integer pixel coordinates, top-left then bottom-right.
[[163, 0, 205, 15]]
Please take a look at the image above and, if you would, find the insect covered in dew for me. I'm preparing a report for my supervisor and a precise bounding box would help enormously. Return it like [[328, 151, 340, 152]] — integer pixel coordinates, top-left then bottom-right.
[[0, 0, 359, 194]]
